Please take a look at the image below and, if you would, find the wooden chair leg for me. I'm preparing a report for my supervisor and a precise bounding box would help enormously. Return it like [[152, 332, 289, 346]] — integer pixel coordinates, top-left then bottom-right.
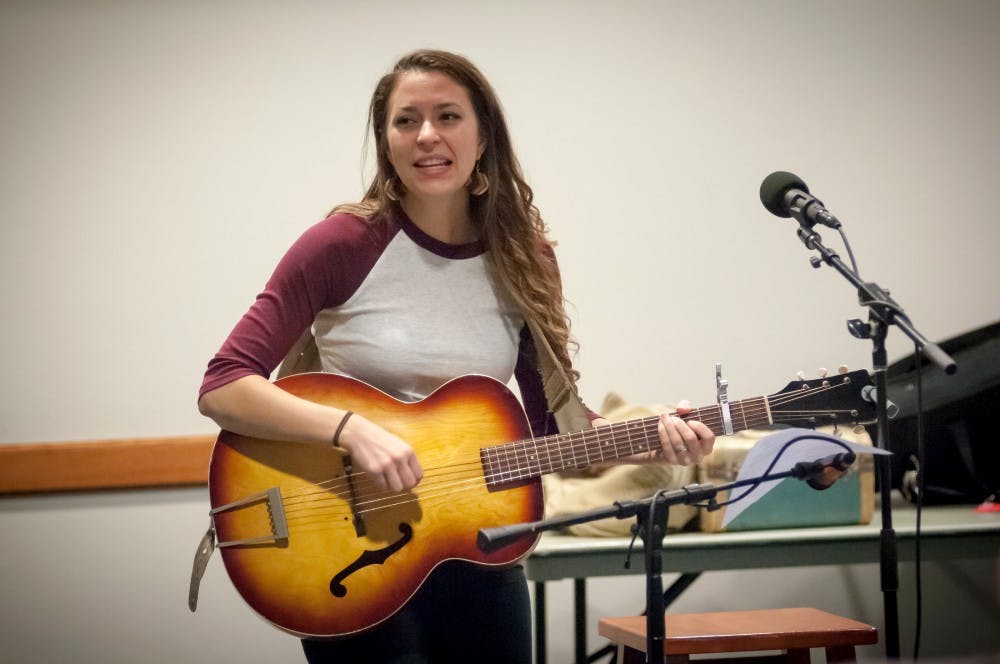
[[825, 645, 857, 663], [785, 648, 811, 664], [619, 644, 644, 664], [619, 644, 694, 664]]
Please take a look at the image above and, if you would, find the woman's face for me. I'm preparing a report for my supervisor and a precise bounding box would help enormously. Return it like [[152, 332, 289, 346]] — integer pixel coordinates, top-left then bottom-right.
[[385, 70, 483, 207]]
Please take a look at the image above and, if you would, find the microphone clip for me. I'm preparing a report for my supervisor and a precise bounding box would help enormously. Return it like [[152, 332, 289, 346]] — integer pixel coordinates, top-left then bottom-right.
[[792, 451, 857, 491], [783, 189, 841, 230]]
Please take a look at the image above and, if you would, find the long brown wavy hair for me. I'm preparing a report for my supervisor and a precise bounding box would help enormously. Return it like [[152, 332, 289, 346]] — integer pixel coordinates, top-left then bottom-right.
[[335, 49, 579, 384]]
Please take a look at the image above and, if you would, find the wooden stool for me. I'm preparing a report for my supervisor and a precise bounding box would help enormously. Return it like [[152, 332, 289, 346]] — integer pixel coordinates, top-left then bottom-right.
[[598, 607, 878, 664]]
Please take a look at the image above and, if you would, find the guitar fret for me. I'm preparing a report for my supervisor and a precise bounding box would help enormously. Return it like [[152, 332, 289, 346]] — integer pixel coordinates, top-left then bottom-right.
[[552, 431, 566, 471], [528, 437, 543, 476], [621, 420, 636, 457], [564, 432, 580, 468], [696, 405, 722, 437], [583, 429, 595, 462], [519, 439, 534, 480], [579, 430, 590, 462], [642, 419, 658, 455], [484, 446, 494, 483], [742, 397, 769, 429], [485, 445, 501, 485], [577, 430, 589, 466], [524, 438, 539, 478], [585, 429, 599, 464], [575, 430, 590, 466], [735, 399, 748, 431], [595, 427, 608, 462], [593, 427, 606, 461], [604, 422, 616, 458], [540, 434, 554, 475], [504, 442, 518, 482], [501, 441, 515, 483], [587, 429, 601, 464], [513, 442, 525, 480], [579, 430, 593, 463], [494, 445, 504, 480]]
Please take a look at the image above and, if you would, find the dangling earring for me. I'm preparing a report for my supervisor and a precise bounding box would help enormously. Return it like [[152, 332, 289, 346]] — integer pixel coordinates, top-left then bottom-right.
[[383, 176, 402, 202], [468, 162, 489, 196]]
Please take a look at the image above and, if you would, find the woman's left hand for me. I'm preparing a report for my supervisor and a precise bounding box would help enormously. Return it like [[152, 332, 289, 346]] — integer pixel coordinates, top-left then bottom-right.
[[596, 400, 715, 467], [656, 400, 715, 466]]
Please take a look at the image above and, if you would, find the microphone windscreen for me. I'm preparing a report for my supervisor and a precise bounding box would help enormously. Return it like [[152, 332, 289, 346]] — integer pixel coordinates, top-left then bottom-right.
[[759, 171, 807, 218]]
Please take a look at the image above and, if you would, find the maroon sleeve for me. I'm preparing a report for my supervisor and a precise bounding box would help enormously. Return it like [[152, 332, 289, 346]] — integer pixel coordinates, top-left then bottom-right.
[[198, 214, 394, 399]]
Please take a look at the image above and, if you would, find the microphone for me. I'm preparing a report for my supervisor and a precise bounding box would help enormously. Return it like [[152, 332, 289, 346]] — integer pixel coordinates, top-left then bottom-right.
[[792, 451, 856, 491], [477, 522, 538, 554], [759, 171, 842, 229]]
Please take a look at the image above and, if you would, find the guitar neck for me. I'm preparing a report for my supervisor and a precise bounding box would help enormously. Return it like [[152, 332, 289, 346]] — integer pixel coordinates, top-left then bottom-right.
[[481, 396, 771, 489]]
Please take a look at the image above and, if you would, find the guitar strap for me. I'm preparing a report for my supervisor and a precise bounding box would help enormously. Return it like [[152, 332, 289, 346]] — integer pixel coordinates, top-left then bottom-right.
[[188, 519, 215, 612], [524, 317, 593, 434], [189, 330, 316, 613], [188, 319, 589, 611]]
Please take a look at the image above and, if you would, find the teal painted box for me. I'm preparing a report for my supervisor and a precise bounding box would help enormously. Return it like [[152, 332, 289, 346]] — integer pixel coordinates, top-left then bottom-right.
[[699, 425, 875, 533]]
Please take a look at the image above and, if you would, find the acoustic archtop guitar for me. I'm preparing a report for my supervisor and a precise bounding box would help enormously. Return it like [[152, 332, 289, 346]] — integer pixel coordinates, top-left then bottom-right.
[[208, 369, 874, 638]]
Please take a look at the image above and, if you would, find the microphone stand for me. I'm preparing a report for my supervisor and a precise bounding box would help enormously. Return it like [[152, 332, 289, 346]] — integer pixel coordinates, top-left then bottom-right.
[[479, 462, 845, 664], [794, 225, 957, 659]]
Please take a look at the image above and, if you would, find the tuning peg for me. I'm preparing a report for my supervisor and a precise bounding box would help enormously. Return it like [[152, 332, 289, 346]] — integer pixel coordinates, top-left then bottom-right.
[[796, 371, 806, 381], [818, 368, 828, 378], [838, 365, 849, 374]]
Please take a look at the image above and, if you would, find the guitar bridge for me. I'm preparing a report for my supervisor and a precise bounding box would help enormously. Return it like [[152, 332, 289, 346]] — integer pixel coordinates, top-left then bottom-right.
[[210, 487, 289, 548]]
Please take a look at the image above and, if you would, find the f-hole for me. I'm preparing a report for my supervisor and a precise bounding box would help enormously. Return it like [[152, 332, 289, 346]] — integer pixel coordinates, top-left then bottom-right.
[[329, 523, 413, 598]]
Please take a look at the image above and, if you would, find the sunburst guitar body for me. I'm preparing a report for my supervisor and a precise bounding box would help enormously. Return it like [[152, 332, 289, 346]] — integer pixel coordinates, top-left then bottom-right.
[[208, 373, 539, 639]]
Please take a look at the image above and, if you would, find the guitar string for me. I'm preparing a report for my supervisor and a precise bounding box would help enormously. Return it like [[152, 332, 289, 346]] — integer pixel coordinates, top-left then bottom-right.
[[278, 412, 852, 518], [275, 380, 860, 510], [280, 409, 803, 522], [280, 466, 540, 524], [276, 442, 490, 494], [284, 481, 510, 534], [279, 401, 860, 533], [274, 376, 860, 510], [283, 474, 495, 526], [280, 462, 486, 517], [278, 399, 852, 528], [279, 429, 861, 527]]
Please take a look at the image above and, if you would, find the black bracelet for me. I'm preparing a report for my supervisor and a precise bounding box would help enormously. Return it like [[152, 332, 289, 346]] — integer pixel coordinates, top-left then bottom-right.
[[333, 411, 353, 449]]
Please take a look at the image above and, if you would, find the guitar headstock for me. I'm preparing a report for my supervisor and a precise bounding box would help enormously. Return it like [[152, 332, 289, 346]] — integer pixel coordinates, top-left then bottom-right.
[[767, 367, 875, 428]]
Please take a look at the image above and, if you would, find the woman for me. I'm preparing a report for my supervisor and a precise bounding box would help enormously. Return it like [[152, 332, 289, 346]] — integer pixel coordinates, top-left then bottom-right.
[[199, 49, 715, 664]]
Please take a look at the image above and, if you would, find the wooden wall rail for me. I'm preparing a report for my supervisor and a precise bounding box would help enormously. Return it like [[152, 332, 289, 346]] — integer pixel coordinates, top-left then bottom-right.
[[0, 435, 216, 494]]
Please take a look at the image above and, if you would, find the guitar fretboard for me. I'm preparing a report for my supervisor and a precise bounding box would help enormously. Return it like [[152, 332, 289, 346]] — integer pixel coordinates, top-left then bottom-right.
[[480, 397, 770, 489]]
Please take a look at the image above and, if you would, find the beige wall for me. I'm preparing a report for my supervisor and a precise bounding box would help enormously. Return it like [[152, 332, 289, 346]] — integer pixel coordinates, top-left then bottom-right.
[[2, 1, 998, 661]]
